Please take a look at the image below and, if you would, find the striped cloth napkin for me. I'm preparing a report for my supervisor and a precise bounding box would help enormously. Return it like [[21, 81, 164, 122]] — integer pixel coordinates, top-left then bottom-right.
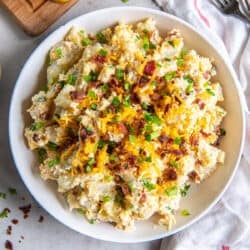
[[154, 0, 250, 249]]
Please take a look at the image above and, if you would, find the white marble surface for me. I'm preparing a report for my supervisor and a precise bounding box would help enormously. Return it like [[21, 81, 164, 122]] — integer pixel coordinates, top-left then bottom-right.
[[0, 1, 162, 249]]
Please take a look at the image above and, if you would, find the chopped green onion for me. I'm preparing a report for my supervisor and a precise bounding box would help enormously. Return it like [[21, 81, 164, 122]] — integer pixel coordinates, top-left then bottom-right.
[[144, 112, 161, 125], [142, 37, 150, 51], [180, 184, 190, 197], [170, 160, 178, 169], [151, 80, 156, 87], [47, 141, 59, 151], [98, 48, 108, 56], [76, 117, 82, 123], [165, 72, 176, 81], [183, 75, 194, 84], [82, 37, 91, 46], [83, 70, 98, 82], [0, 208, 9, 218], [142, 102, 149, 110], [123, 95, 131, 107], [185, 83, 193, 94], [127, 181, 134, 192], [96, 32, 107, 44], [109, 155, 118, 162], [86, 126, 93, 133], [142, 29, 148, 34], [145, 156, 152, 162], [135, 35, 140, 41], [124, 81, 130, 91], [56, 48, 62, 58], [77, 208, 86, 215], [88, 90, 96, 99], [102, 196, 112, 202], [115, 68, 124, 81], [37, 96, 46, 102], [129, 134, 136, 143], [112, 96, 120, 106], [165, 186, 178, 196], [206, 88, 215, 96], [168, 40, 175, 47], [8, 188, 17, 195], [37, 148, 47, 163], [142, 179, 156, 191], [48, 156, 60, 168], [181, 209, 190, 216], [30, 122, 44, 131], [101, 84, 109, 92], [220, 128, 226, 136], [174, 137, 182, 145], [98, 139, 107, 149], [156, 62, 162, 68], [165, 58, 171, 62], [0, 192, 6, 199], [177, 58, 184, 66], [122, 0, 129, 2], [89, 219, 95, 224], [90, 103, 97, 110], [86, 158, 95, 173], [149, 42, 156, 49], [145, 130, 161, 141], [67, 74, 77, 85]]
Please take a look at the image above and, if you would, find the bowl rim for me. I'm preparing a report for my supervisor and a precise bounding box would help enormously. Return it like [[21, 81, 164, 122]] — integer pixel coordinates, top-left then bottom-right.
[[8, 6, 246, 243]]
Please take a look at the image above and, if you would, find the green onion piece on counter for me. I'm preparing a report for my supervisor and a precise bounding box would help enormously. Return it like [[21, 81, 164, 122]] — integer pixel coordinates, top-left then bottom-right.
[[181, 209, 190, 216]]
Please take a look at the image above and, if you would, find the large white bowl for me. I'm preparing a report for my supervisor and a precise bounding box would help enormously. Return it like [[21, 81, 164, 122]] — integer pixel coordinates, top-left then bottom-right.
[[9, 7, 246, 243]]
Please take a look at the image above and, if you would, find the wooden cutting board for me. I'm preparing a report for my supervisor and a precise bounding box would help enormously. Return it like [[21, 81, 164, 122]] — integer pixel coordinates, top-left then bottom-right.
[[0, 0, 78, 36]]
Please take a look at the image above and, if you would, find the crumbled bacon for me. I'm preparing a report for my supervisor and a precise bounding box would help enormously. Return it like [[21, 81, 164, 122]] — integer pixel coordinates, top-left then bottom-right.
[[163, 168, 177, 181], [70, 89, 86, 101], [164, 104, 171, 114], [203, 70, 211, 80], [144, 60, 156, 76], [139, 192, 147, 203], [108, 78, 119, 88], [138, 76, 149, 87], [120, 183, 131, 196], [194, 98, 205, 110], [201, 130, 211, 137], [131, 92, 140, 104], [188, 170, 200, 183], [158, 135, 169, 143], [117, 122, 128, 135], [93, 54, 107, 64], [127, 155, 137, 166], [150, 93, 161, 101], [190, 134, 199, 146]]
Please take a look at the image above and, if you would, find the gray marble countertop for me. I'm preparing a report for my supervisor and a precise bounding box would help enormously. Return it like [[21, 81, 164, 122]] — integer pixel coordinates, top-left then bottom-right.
[[0, 0, 162, 249]]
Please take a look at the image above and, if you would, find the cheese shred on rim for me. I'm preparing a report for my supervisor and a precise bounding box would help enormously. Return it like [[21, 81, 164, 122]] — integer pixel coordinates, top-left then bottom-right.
[[24, 18, 226, 231]]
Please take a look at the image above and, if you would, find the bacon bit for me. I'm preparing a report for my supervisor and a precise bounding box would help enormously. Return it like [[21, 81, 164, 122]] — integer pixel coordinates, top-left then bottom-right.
[[120, 183, 131, 196], [174, 95, 182, 104], [222, 246, 230, 250], [79, 128, 87, 140], [18, 204, 31, 219], [89, 80, 101, 88], [195, 159, 202, 165], [158, 135, 169, 143], [199, 102, 205, 110], [108, 78, 119, 88], [131, 92, 140, 104], [201, 130, 211, 137], [157, 177, 163, 185], [139, 193, 147, 203], [188, 170, 201, 183], [32, 134, 39, 142], [5, 240, 13, 250], [38, 215, 44, 223], [138, 76, 149, 87], [6, 225, 12, 235], [163, 168, 177, 181], [170, 149, 185, 156], [164, 104, 171, 113], [11, 219, 18, 225], [150, 93, 161, 101], [39, 112, 50, 120], [190, 135, 199, 146], [135, 119, 145, 135], [117, 122, 128, 135], [69, 89, 86, 101], [127, 155, 137, 166], [203, 70, 211, 80], [93, 54, 107, 64], [114, 175, 122, 183], [144, 60, 156, 76]]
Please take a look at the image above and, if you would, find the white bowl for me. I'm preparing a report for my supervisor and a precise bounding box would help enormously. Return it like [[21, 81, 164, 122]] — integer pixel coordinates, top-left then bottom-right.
[[9, 7, 246, 243]]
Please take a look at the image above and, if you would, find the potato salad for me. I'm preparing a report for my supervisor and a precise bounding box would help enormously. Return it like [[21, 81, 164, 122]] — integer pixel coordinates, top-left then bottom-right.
[[24, 18, 226, 231]]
